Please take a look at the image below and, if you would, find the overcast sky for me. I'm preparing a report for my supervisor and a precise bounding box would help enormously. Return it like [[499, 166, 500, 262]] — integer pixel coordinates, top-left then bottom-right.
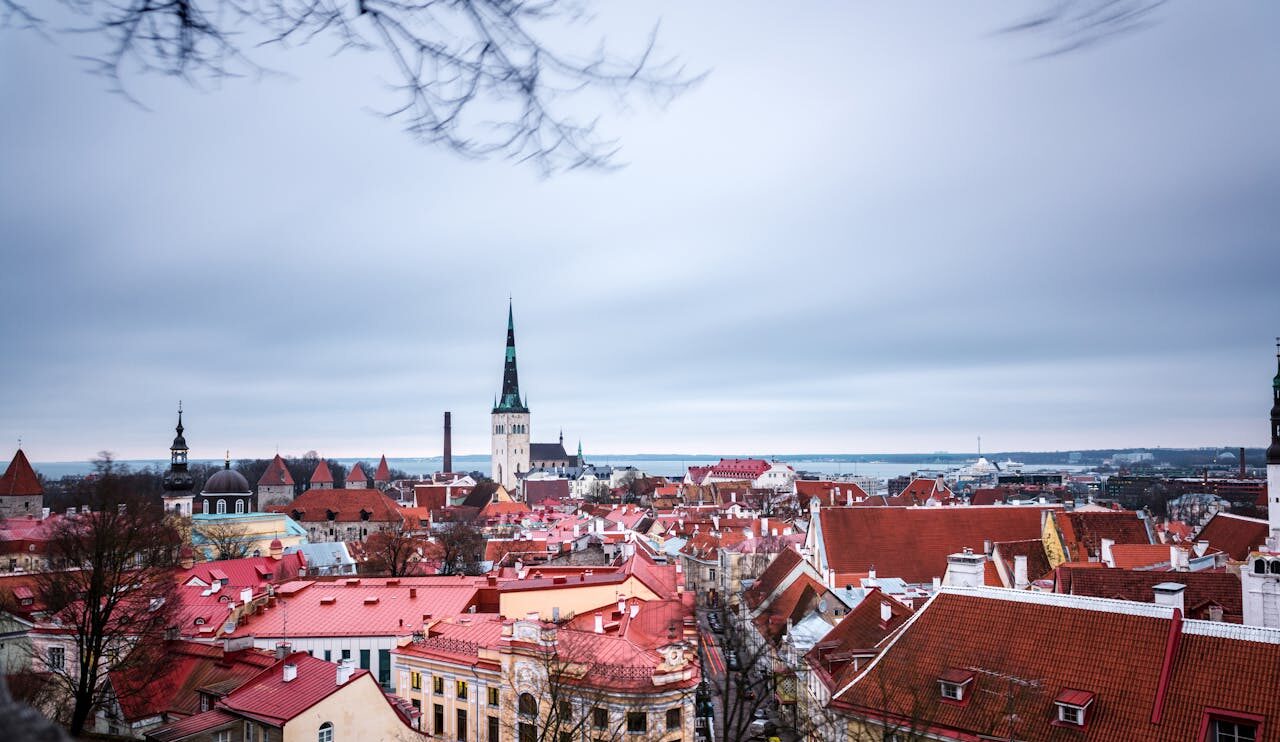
[[2, 2, 1278, 462]]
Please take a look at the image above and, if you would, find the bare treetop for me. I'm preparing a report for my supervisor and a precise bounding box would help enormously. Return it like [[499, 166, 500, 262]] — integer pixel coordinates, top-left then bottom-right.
[[3, 0, 702, 172]]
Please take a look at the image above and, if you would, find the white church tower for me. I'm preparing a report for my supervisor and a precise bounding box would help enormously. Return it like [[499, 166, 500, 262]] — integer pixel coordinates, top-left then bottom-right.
[[1242, 339, 1280, 627], [491, 301, 530, 491]]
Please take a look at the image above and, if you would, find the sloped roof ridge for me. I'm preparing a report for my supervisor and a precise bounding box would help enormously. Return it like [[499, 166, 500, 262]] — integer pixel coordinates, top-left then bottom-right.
[[1217, 512, 1267, 524], [1182, 618, 1280, 644], [937, 585, 1177, 619]]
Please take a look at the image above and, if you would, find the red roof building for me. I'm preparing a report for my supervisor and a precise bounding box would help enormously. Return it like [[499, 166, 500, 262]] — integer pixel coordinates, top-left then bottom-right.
[[1055, 565, 1243, 623], [1195, 512, 1268, 561], [807, 505, 1054, 585], [0, 448, 43, 519], [1052, 509, 1153, 562], [272, 488, 403, 543], [346, 462, 368, 489], [257, 455, 295, 488], [309, 458, 334, 490], [806, 588, 913, 695], [373, 455, 391, 484], [833, 587, 1280, 741], [797, 480, 871, 506]]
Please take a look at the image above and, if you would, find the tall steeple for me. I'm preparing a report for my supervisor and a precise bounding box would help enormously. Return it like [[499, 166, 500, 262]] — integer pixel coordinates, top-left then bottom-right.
[[1269, 337, 1280, 466], [163, 402, 194, 495], [494, 299, 529, 413]]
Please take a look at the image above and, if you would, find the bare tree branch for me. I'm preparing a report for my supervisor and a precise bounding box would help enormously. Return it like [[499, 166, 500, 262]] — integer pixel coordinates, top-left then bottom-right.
[[5, 0, 703, 172]]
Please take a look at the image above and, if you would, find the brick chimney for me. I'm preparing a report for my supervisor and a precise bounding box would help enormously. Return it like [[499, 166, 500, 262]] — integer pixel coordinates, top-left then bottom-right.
[[443, 411, 453, 474], [275, 641, 292, 660]]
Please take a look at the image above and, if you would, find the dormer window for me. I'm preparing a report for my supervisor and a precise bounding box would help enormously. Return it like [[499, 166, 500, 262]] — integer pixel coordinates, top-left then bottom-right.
[[1202, 709, 1263, 742], [938, 669, 974, 703], [1054, 689, 1095, 728]]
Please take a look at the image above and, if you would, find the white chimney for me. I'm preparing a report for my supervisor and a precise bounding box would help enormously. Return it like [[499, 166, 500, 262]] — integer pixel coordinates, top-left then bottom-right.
[[760, 517, 768, 535], [594, 613, 604, 634], [282, 663, 297, 683], [880, 601, 892, 623], [336, 658, 354, 685], [1171, 546, 1190, 572], [630, 603, 640, 619], [1194, 540, 1210, 558], [846, 492, 853, 507], [944, 548, 985, 589], [1153, 582, 1186, 614], [240, 588, 253, 603], [865, 568, 877, 588], [617, 598, 626, 615], [1014, 555, 1029, 590], [1101, 538, 1116, 567], [932, 576, 942, 592]]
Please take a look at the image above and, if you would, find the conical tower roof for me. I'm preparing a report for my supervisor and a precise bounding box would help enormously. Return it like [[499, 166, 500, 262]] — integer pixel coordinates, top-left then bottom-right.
[[493, 300, 529, 413], [0, 449, 42, 496]]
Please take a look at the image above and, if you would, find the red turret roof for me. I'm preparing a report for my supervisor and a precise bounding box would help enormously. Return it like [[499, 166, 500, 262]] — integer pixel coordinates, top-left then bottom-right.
[[347, 462, 367, 484], [310, 458, 333, 484], [0, 449, 42, 497], [258, 454, 295, 487], [373, 455, 390, 482]]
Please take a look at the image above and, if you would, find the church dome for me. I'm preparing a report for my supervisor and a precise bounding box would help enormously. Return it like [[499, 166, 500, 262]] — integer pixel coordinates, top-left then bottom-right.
[[203, 468, 251, 495]]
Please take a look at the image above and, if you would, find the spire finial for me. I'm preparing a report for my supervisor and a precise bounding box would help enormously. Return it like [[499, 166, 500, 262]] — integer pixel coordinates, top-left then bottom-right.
[[224, 450, 231, 470]]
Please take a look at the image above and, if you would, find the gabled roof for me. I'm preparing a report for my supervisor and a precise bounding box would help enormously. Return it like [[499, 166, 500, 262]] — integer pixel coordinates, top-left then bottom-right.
[[752, 571, 826, 645], [1056, 565, 1243, 622], [373, 455, 390, 482], [309, 459, 334, 485], [346, 462, 368, 484], [991, 539, 1053, 585], [218, 652, 365, 724], [1195, 512, 1267, 561], [111, 640, 277, 722], [806, 587, 912, 691], [271, 488, 402, 523], [257, 455, 294, 487], [816, 506, 1049, 584], [897, 477, 954, 504], [1054, 510, 1151, 561], [834, 587, 1280, 741], [797, 480, 870, 505], [530, 442, 569, 461], [0, 448, 42, 497], [744, 547, 804, 610]]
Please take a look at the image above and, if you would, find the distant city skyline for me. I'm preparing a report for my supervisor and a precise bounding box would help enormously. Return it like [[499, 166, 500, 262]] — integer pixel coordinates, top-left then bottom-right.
[[3, 3, 1279, 461]]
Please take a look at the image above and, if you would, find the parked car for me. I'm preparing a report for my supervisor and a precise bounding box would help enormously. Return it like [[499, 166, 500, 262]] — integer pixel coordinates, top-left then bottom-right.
[[726, 651, 740, 671]]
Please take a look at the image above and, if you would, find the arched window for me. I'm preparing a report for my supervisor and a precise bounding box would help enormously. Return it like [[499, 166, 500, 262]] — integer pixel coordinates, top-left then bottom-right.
[[1270, 559, 1280, 575], [1256, 559, 1268, 574], [318, 722, 333, 742], [235, 499, 245, 514], [216, 499, 227, 515], [518, 693, 538, 716]]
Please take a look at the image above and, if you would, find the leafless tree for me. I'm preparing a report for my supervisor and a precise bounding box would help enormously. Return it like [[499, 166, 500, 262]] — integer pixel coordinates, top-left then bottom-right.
[[33, 454, 181, 736], [3, 0, 700, 172], [433, 515, 486, 576], [500, 626, 694, 742], [361, 517, 433, 576], [195, 519, 253, 560]]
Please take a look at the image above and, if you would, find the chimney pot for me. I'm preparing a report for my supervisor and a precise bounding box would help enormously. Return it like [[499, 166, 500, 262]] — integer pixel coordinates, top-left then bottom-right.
[[1153, 582, 1186, 614]]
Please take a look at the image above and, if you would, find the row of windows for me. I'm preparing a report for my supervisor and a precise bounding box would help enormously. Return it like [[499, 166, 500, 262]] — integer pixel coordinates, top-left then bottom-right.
[[494, 424, 528, 434], [211, 499, 246, 514], [517, 694, 682, 733]]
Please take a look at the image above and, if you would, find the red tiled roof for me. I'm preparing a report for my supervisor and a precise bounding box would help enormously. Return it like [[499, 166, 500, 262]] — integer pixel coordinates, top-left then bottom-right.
[[0, 449, 42, 496], [1195, 512, 1267, 561], [835, 588, 1280, 741], [1109, 544, 1178, 570], [373, 455, 390, 482], [310, 459, 334, 485], [797, 480, 871, 506], [708, 458, 771, 479], [970, 488, 1005, 506], [1054, 510, 1151, 561], [347, 462, 367, 484], [992, 539, 1053, 585], [752, 571, 825, 645], [1056, 565, 1243, 622], [218, 652, 365, 724], [146, 708, 238, 742], [228, 577, 480, 638], [272, 488, 402, 523], [111, 640, 277, 722], [257, 455, 294, 487], [806, 588, 913, 692], [817, 506, 1050, 584], [897, 477, 954, 504], [745, 547, 804, 610]]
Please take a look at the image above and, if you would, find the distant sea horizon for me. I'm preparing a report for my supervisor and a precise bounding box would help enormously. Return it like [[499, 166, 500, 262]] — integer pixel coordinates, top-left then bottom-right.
[[30, 453, 1089, 480]]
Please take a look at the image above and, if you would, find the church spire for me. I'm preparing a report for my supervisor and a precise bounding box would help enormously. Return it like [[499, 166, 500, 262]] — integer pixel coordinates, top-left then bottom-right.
[[1268, 337, 1280, 466], [494, 299, 529, 413], [163, 402, 193, 493]]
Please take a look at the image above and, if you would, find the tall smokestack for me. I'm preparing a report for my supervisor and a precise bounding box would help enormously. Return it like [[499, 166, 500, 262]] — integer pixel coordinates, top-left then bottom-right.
[[1240, 446, 1246, 479], [443, 411, 453, 474]]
